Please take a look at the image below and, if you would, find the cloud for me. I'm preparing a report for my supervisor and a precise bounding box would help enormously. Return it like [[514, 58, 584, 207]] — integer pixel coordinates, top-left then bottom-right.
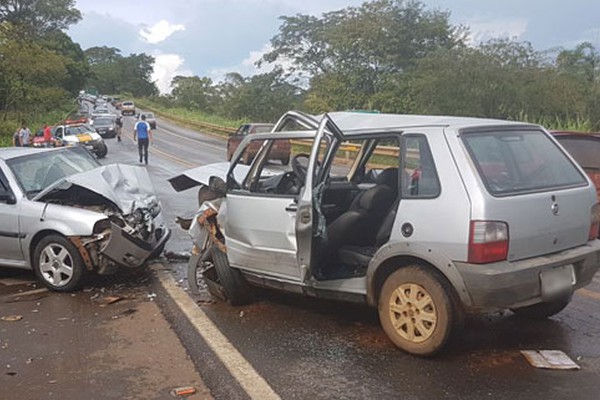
[[152, 53, 193, 94], [140, 20, 186, 44], [466, 17, 528, 45]]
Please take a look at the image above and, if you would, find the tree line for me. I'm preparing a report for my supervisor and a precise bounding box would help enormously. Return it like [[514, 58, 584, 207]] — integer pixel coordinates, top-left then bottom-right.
[[1, 0, 599, 133], [0, 0, 157, 130], [156, 0, 600, 130]]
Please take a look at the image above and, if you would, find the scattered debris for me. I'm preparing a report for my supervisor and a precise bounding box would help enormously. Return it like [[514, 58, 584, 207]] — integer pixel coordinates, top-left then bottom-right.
[[111, 308, 138, 319], [48, 380, 58, 384], [164, 251, 192, 262], [170, 386, 197, 397], [0, 277, 36, 286], [196, 299, 215, 305], [239, 311, 245, 318], [0, 288, 49, 304], [96, 296, 123, 307], [521, 350, 581, 370], [6, 372, 16, 376], [147, 293, 157, 301], [1, 315, 23, 322]]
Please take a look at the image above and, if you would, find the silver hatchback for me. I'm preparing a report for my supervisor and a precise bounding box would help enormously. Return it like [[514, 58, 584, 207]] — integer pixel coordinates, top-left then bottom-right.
[[0, 147, 170, 291], [172, 111, 600, 356]]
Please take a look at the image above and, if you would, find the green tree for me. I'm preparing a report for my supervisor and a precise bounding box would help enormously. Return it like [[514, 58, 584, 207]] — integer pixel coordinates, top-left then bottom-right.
[[0, 0, 81, 38], [171, 75, 215, 111]]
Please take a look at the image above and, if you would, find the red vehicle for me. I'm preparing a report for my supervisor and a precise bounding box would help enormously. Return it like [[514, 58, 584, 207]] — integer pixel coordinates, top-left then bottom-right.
[[552, 131, 600, 201], [227, 123, 290, 165]]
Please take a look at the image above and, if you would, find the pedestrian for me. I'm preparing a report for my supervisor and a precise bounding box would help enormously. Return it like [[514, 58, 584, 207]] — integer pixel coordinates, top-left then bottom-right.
[[116, 116, 123, 142], [19, 123, 31, 147], [43, 124, 53, 147], [12, 128, 21, 147], [133, 114, 152, 164]]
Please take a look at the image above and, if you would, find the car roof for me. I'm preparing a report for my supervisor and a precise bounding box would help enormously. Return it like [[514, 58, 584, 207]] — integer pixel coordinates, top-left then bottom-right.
[[0, 147, 64, 161], [315, 111, 536, 135]]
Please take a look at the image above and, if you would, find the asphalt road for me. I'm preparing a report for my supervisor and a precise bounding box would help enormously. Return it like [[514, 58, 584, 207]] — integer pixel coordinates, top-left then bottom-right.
[[114, 108, 600, 400], [3, 104, 600, 400]]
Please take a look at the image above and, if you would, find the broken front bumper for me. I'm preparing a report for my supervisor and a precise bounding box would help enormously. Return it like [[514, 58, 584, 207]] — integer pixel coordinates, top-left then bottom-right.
[[102, 222, 171, 268]]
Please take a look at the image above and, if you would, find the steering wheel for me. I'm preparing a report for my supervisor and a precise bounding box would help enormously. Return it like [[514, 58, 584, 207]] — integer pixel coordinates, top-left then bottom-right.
[[291, 153, 310, 183]]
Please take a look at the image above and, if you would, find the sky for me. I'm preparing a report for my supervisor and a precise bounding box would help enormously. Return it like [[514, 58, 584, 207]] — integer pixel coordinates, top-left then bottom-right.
[[68, 0, 600, 94]]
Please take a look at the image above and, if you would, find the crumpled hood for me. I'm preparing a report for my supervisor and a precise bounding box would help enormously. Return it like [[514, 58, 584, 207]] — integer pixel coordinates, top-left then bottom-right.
[[33, 164, 158, 213]]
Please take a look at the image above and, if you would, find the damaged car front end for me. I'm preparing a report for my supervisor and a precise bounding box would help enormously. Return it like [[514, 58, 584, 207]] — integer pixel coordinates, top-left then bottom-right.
[[0, 147, 170, 291]]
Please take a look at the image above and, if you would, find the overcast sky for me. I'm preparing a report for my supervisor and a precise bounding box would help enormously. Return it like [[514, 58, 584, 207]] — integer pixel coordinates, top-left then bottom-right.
[[68, 0, 600, 93]]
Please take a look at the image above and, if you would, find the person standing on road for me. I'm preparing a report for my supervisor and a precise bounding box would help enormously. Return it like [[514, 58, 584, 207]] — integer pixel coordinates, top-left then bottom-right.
[[43, 124, 53, 147], [12, 128, 21, 146], [19, 123, 31, 147], [133, 114, 152, 164], [116, 116, 123, 142]]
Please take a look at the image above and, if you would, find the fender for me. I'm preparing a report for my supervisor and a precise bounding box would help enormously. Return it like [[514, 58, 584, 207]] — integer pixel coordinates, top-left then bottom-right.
[[365, 241, 473, 308]]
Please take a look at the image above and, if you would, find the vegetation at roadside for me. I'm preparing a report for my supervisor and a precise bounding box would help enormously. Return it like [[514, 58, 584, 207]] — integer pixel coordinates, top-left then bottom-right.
[[148, 0, 600, 132]]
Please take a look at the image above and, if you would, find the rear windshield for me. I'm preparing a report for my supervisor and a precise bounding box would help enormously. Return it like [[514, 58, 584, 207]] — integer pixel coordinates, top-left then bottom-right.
[[462, 128, 587, 196]]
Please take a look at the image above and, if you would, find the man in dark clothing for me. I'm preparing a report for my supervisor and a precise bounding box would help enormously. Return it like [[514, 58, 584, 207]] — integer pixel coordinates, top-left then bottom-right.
[[116, 116, 123, 142], [133, 114, 152, 164]]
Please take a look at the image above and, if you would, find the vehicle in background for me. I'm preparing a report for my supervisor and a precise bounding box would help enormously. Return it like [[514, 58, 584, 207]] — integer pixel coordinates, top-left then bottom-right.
[[121, 101, 135, 116], [552, 131, 600, 201], [138, 112, 157, 129], [92, 115, 118, 138], [226, 123, 290, 165], [0, 146, 170, 292], [52, 123, 108, 158], [31, 129, 59, 148], [111, 97, 122, 109], [65, 113, 91, 125], [173, 110, 600, 356]]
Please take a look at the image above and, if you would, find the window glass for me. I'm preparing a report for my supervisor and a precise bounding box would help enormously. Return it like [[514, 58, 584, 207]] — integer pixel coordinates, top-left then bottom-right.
[[7, 147, 100, 198], [554, 136, 600, 170], [462, 129, 586, 196], [401, 135, 440, 198]]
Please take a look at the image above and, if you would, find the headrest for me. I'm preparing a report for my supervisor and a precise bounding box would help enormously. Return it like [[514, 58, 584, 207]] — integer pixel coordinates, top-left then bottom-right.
[[359, 185, 393, 212], [376, 168, 399, 189]]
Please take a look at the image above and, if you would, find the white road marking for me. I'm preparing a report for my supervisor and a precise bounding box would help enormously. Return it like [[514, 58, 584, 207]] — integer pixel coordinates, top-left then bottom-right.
[[154, 266, 281, 400]]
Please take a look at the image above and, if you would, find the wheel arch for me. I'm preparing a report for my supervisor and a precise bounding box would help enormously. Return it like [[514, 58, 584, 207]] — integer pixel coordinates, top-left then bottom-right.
[[366, 245, 473, 309], [28, 229, 67, 265]]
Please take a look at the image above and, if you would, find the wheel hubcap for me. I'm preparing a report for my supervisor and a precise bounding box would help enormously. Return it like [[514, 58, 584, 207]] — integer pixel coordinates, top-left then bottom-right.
[[388, 283, 437, 343], [39, 244, 74, 287]]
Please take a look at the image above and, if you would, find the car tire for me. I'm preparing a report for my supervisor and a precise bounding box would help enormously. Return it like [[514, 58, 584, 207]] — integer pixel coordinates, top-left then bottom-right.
[[211, 247, 253, 306], [378, 265, 462, 356], [281, 156, 290, 166], [96, 144, 108, 158], [187, 253, 203, 295], [33, 234, 86, 292], [510, 298, 570, 319]]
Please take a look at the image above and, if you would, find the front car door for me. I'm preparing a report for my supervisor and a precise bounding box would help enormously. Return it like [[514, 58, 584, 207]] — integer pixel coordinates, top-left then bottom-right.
[[0, 166, 25, 267], [223, 130, 319, 282]]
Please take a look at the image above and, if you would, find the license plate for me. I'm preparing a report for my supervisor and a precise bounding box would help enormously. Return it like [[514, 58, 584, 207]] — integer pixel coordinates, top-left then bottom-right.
[[540, 264, 576, 300]]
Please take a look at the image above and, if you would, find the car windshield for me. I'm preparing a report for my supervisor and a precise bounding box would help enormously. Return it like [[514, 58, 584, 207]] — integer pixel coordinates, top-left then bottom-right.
[[255, 125, 273, 133], [145, 113, 154, 118], [94, 118, 114, 125], [65, 125, 92, 136], [6, 147, 100, 198], [462, 129, 587, 196]]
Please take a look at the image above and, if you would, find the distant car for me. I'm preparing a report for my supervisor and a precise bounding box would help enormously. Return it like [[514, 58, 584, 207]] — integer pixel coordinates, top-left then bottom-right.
[[138, 112, 157, 129], [121, 101, 135, 116], [31, 129, 58, 148], [52, 123, 108, 158], [552, 131, 600, 201], [65, 113, 91, 125], [111, 97, 122, 109], [92, 115, 118, 138], [0, 146, 170, 291], [227, 123, 290, 165]]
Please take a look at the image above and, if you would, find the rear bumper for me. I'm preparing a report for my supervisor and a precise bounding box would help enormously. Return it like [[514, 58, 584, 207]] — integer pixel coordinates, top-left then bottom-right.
[[455, 240, 600, 310]]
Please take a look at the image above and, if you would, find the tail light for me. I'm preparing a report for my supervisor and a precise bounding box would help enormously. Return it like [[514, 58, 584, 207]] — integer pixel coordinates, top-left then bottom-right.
[[468, 220, 509, 264], [589, 203, 600, 240]]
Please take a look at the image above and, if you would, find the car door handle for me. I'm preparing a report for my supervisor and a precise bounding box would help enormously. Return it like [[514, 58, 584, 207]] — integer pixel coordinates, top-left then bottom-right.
[[285, 204, 297, 212]]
